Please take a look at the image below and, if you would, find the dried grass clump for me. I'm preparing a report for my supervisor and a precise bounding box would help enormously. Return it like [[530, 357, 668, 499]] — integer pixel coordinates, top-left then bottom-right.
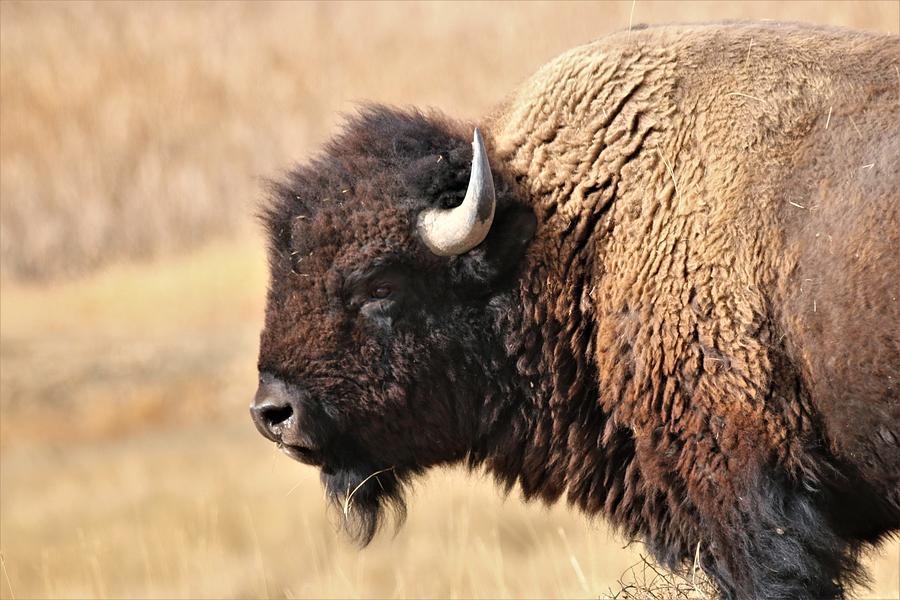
[[605, 551, 718, 600]]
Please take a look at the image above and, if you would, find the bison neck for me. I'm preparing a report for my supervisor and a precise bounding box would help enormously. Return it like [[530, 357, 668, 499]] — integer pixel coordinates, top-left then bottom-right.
[[469, 221, 653, 540], [475, 35, 828, 566]]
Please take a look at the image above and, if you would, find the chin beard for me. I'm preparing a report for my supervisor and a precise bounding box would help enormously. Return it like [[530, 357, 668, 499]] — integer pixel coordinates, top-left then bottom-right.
[[321, 463, 416, 546]]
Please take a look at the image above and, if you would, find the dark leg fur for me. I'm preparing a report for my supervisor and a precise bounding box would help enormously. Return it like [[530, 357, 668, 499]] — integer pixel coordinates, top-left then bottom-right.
[[697, 472, 867, 600]]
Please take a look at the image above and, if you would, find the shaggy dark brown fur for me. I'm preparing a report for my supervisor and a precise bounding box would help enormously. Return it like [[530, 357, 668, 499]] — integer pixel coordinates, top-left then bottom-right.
[[255, 22, 899, 600]]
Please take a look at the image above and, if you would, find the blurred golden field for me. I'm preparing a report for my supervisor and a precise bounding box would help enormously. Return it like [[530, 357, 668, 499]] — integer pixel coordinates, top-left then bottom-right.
[[1, 2, 898, 599]]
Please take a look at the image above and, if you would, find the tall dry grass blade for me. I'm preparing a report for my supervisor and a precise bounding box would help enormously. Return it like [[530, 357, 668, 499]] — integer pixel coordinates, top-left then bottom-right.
[[285, 476, 306, 498], [849, 115, 863, 138], [557, 527, 591, 595], [725, 91, 770, 106], [691, 541, 702, 588], [657, 147, 680, 198], [342, 467, 394, 518], [0, 553, 15, 600], [243, 505, 270, 599]]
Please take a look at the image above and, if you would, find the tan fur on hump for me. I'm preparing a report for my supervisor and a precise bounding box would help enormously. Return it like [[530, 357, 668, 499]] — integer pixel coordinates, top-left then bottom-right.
[[486, 21, 899, 498]]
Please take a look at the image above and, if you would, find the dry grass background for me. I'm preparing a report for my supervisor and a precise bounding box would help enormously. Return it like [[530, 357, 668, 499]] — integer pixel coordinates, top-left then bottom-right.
[[1, 2, 898, 599]]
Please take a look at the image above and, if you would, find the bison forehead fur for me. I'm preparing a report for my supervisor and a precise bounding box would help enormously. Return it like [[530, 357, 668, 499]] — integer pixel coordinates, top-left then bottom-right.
[[256, 22, 900, 600]]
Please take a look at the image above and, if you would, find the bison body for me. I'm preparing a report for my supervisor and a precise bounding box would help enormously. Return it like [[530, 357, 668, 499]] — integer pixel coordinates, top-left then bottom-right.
[[253, 22, 899, 599]]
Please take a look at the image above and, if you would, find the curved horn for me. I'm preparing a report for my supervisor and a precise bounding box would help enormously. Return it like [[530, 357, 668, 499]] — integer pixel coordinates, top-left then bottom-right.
[[417, 128, 496, 256]]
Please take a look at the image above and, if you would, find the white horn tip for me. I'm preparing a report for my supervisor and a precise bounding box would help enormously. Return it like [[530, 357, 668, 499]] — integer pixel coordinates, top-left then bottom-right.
[[417, 126, 496, 256]]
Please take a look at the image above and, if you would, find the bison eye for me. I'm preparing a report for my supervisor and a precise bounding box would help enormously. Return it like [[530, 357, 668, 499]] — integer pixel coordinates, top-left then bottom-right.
[[370, 285, 392, 299]]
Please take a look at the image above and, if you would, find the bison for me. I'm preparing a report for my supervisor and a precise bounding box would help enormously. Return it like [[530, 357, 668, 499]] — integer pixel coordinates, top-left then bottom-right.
[[251, 22, 899, 599]]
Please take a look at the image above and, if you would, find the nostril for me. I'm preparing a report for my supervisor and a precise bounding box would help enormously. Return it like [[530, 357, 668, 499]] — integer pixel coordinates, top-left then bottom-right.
[[261, 404, 293, 429], [251, 374, 307, 444]]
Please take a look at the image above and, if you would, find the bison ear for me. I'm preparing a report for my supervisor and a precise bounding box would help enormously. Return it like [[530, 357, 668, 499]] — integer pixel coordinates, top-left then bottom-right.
[[451, 204, 536, 287], [483, 205, 536, 269]]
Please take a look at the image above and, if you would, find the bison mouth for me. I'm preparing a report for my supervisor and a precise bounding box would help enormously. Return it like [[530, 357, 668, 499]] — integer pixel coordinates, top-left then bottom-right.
[[275, 433, 416, 545], [278, 443, 323, 466], [320, 461, 415, 546]]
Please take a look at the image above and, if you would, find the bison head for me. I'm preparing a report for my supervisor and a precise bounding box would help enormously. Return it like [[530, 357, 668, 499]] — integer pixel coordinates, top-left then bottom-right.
[[253, 107, 536, 544]]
